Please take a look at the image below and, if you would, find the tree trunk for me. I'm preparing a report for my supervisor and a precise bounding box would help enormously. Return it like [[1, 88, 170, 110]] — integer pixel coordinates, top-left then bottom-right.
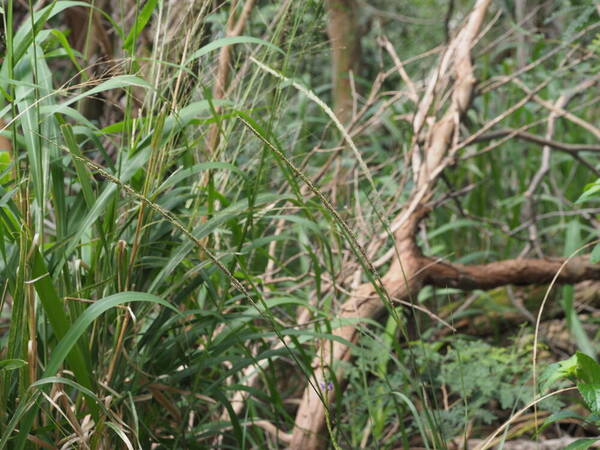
[[325, 0, 361, 124]]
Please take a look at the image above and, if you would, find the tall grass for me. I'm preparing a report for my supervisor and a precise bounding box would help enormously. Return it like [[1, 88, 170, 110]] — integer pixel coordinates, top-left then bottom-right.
[[0, 1, 378, 447]]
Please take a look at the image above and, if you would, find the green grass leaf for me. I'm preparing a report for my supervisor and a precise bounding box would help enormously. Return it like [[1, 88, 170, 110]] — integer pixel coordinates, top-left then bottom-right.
[[44, 292, 178, 378], [123, 0, 159, 54], [0, 359, 27, 371], [10, 292, 178, 448], [565, 438, 600, 450], [185, 36, 283, 66]]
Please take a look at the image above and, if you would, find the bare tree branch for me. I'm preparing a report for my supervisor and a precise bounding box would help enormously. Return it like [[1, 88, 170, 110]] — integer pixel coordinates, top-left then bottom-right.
[[473, 129, 600, 154], [422, 256, 600, 290]]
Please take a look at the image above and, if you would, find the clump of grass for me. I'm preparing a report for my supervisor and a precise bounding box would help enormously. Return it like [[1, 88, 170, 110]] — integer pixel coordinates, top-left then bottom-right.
[[0, 1, 366, 447]]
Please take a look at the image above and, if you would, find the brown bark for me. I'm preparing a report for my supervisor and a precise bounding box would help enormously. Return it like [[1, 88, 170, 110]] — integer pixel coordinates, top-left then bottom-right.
[[325, 0, 361, 124], [423, 256, 600, 290]]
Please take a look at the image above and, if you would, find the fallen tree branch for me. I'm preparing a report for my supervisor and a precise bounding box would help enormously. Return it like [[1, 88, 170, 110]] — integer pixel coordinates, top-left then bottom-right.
[[422, 256, 600, 290]]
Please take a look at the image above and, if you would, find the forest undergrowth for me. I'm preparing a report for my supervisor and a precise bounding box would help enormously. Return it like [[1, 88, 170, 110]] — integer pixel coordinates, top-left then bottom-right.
[[1, 1, 600, 449]]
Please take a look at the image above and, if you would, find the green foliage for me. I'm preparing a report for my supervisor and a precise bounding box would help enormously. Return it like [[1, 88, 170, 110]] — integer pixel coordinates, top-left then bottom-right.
[[414, 339, 542, 429], [341, 336, 557, 445], [541, 352, 600, 450]]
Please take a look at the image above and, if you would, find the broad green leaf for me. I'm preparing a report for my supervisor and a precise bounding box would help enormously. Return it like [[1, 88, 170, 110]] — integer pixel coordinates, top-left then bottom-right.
[[392, 392, 432, 449], [31, 376, 102, 403], [540, 410, 586, 433], [578, 383, 600, 414], [0, 151, 11, 184], [9, 2, 88, 67], [39, 104, 98, 129], [563, 222, 596, 357], [575, 352, 600, 385], [113, 100, 230, 152], [156, 162, 245, 194], [105, 422, 135, 450], [539, 355, 577, 393], [163, 100, 230, 134], [49, 29, 83, 72], [59, 146, 152, 267], [571, 316, 597, 360], [148, 193, 291, 292], [31, 251, 92, 389], [59, 121, 96, 207], [565, 220, 582, 257], [267, 214, 323, 234]]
